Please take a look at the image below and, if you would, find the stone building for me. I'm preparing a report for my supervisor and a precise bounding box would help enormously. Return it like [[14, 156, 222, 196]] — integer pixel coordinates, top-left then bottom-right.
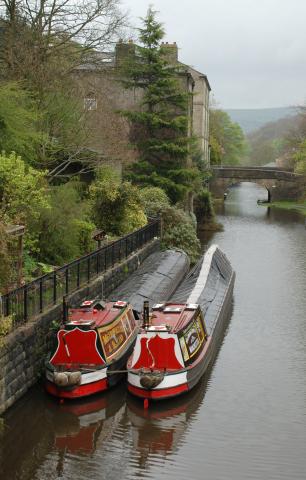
[[74, 41, 211, 169]]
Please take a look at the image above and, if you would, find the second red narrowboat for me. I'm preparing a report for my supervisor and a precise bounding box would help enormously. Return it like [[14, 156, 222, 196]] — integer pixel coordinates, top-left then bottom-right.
[[127, 245, 235, 400]]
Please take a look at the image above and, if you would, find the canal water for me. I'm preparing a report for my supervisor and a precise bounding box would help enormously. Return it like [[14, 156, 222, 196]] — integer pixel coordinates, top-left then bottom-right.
[[1, 182, 306, 480]]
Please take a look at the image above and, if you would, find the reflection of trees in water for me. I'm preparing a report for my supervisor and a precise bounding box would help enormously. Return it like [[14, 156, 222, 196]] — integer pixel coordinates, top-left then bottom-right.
[[266, 206, 304, 224]]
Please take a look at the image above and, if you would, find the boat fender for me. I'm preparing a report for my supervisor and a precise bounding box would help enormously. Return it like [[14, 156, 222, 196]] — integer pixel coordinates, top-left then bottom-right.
[[53, 371, 81, 387], [67, 371, 81, 386], [54, 372, 69, 387], [140, 371, 164, 389]]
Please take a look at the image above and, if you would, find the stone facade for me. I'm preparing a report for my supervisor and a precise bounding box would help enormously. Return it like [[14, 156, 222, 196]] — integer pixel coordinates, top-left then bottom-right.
[[0, 239, 159, 414], [187, 65, 211, 163], [74, 41, 211, 167]]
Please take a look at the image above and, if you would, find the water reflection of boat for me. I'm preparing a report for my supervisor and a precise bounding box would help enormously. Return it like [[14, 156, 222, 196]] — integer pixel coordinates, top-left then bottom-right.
[[127, 246, 235, 400], [48, 383, 126, 455], [126, 296, 233, 469], [126, 372, 211, 469]]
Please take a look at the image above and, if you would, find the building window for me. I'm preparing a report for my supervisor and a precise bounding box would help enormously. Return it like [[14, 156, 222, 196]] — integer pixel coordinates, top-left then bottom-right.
[[84, 93, 97, 111]]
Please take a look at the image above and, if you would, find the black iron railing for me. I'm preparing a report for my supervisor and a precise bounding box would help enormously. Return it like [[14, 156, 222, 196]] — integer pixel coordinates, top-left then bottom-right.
[[0, 220, 159, 327]]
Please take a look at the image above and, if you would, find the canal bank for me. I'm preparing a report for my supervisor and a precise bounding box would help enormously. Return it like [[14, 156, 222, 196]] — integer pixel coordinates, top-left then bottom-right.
[[1, 182, 306, 480], [262, 199, 306, 216]]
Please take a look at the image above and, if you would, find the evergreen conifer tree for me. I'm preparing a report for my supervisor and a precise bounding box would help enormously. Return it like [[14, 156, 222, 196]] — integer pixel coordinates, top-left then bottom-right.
[[120, 7, 200, 204]]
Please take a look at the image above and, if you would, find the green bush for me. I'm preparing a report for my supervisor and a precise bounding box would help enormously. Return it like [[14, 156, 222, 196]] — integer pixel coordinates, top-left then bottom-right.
[[161, 207, 201, 264], [90, 166, 147, 236], [0, 315, 13, 337], [139, 187, 170, 217], [195, 188, 215, 221]]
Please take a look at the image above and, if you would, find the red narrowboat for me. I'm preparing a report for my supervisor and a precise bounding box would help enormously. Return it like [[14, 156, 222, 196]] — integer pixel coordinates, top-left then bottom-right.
[[127, 245, 235, 401], [45, 299, 138, 399]]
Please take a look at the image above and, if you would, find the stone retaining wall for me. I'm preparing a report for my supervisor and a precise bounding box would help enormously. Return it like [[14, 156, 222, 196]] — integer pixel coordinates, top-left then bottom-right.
[[0, 240, 159, 415]]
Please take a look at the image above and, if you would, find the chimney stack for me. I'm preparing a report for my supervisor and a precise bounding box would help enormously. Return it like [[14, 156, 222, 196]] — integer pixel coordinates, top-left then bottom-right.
[[115, 40, 135, 67], [160, 42, 178, 64]]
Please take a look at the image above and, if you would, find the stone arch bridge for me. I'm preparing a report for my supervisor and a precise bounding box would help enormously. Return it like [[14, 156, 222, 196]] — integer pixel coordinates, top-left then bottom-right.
[[209, 166, 306, 202]]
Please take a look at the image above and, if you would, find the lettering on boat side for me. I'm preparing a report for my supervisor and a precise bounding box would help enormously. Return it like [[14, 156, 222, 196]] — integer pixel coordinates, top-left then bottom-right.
[[98, 311, 133, 360], [179, 336, 189, 362], [179, 315, 206, 362]]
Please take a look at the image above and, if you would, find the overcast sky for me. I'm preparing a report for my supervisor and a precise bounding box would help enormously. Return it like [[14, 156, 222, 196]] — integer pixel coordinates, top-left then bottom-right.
[[121, 0, 306, 109]]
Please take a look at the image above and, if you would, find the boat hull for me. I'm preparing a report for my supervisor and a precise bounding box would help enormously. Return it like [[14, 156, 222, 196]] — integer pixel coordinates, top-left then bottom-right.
[[45, 376, 108, 399], [128, 382, 189, 400]]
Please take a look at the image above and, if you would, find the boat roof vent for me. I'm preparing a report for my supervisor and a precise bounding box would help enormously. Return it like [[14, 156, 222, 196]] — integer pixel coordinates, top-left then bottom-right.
[[113, 301, 127, 309], [164, 307, 182, 313], [152, 303, 164, 310], [65, 320, 94, 326], [80, 300, 95, 308], [147, 325, 169, 331], [185, 304, 198, 310]]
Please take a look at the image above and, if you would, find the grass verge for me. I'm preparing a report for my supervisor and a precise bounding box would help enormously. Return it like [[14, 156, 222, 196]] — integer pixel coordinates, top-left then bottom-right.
[[266, 200, 306, 216]]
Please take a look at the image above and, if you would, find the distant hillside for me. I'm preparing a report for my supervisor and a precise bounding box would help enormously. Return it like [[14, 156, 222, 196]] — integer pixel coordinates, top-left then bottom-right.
[[245, 115, 298, 166], [225, 107, 297, 134]]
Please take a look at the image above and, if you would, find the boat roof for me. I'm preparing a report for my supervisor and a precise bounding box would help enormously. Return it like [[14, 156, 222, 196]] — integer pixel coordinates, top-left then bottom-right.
[[147, 303, 200, 334], [67, 300, 130, 329]]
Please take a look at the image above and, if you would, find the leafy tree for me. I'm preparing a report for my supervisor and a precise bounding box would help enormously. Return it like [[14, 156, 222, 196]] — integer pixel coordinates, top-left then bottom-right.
[[120, 7, 200, 203], [37, 85, 90, 178], [293, 140, 306, 174], [38, 181, 96, 265], [285, 107, 306, 173], [210, 109, 247, 165], [90, 166, 147, 235], [0, 0, 127, 180], [0, 0, 126, 84], [0, 152, 49, 226], [0, 81, 43, 164], [0, 152, 50, 279]]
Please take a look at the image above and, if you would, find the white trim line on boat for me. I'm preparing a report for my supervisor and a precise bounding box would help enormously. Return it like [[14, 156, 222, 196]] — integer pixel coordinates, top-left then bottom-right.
[[187, 244, 218, 305], [46, 367, 107, 386], [80, 368, 107, 385]]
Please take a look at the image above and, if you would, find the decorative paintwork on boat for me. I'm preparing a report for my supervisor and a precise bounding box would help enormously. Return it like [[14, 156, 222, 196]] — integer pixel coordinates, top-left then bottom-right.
[[45, 299, 138, 399], [127, 245, 235, 401]]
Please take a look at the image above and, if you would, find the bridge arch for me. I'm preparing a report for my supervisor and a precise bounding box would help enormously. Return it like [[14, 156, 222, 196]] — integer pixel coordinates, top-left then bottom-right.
[[209, 166, 305, 202]]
